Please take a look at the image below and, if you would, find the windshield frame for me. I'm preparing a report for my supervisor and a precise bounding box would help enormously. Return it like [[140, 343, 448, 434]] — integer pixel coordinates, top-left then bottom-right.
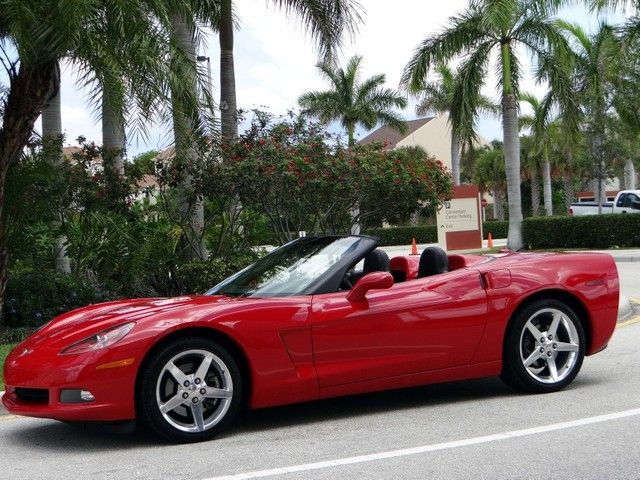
[[206, 235, 378, 298]]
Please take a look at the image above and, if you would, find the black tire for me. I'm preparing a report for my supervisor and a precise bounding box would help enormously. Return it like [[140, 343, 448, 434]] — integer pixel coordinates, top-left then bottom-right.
[[501, 299, 586, 393], [137, 337, 243, 443]]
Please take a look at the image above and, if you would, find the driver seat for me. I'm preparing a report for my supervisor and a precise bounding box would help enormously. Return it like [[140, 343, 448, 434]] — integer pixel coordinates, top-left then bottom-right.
[[363, 249, 390, 274], [342, 249, 390, 290], [418, 246, 448, 278]]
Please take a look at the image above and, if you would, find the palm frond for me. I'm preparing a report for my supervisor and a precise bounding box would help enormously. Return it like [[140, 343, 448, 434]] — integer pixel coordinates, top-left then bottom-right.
[[450, 41, 493, 143], [400, 7, 485, 90], [270, 0, 363, 60]]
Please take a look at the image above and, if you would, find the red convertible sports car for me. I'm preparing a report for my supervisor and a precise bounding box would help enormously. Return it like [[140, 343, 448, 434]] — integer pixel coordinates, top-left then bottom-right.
[[3, 235, 619, 442]]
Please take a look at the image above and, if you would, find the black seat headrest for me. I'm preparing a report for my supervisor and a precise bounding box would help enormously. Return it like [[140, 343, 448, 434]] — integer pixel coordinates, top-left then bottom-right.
[[418, 246, 448, 278], [363, 249, 390, 274]]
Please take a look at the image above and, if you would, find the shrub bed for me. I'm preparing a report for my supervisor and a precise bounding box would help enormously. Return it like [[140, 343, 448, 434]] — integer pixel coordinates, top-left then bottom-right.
[[366, 225, 438, 246], [483, 220, 509, 239], [367, 221, 510, 246], [1, 266, 113, 328], [522, 214, 640, 249]]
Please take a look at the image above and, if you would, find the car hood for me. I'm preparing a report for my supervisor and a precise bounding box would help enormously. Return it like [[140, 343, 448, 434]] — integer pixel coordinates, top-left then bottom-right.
[[22, 295, 246, 351]]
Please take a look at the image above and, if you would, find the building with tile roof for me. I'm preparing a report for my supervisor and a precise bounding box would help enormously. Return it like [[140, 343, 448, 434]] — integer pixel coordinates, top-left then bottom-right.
[[359, 115, 458, 173]]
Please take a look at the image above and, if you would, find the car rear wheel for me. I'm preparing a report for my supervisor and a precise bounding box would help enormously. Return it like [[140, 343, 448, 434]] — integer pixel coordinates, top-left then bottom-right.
[[137, 337, 242, 443], [501, 299, 586, 393]]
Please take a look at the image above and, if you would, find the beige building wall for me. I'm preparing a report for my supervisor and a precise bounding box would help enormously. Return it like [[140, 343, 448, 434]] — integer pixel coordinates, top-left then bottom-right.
[[395, 115, 453, 172]]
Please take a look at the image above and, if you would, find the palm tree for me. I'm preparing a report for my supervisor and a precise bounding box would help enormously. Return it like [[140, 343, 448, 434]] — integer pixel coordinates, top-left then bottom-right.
[[218, 0, 362, 145], [612, 30, 640, 190], [40, 62, 72, 274], [559, 21, 619, 212], [402, 0, 575, 250], [169, 13, 209, 261], [299, 55, 407, 147], [520, 134, 542, 216], [474, 143, 507, 221], [519, 92, 559, 216], [412, 65, 462, 185], [408, 63, 498, 185], [0, 0, 200, 313]]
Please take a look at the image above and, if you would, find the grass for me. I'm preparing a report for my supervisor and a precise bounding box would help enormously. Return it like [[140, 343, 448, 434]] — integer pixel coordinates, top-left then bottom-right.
[[0, 343, 16, 388]]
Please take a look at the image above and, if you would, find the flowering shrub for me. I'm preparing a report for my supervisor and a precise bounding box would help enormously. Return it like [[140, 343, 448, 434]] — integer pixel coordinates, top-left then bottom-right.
[[205, 111, 452, 243]]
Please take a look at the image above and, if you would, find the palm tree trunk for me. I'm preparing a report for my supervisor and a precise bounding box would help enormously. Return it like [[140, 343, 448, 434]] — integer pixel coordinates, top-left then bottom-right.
[[42, 66, 72, 274], [502, 93, 523, 250], [171, 13, 208, 261], [542, 148, 553, 216], [493, 189, 505, 221], [624, 158, 636, 190], [530, 166, 540, 217], [102, 91, 125, 176], [219, 0, 238, 144], [347, 123, 356, 148], [563, 174, 574, 214], [0, 62, 57, 315], [591, 131, 607, 214], [451, 132, 461, 185]]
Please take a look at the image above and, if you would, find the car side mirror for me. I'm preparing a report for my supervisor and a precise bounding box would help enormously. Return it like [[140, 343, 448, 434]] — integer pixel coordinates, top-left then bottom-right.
[[347, 272, 394, 302], [632, 201, 640, 210]]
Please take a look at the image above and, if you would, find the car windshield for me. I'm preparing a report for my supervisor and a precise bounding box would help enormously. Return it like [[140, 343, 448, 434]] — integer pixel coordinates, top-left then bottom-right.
[[207, 236, 368, 297]]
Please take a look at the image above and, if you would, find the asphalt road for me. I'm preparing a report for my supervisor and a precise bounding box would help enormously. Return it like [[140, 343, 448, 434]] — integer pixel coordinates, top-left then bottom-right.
[[0, 318, 639, 480]]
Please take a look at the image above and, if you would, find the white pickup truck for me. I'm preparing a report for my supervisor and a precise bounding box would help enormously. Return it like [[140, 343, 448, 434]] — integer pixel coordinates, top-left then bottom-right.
[[569, 190, 640, 216]]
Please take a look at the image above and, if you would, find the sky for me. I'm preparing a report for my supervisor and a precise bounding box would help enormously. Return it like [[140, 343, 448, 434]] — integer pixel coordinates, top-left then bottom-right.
[[49, 1, 626, 157]]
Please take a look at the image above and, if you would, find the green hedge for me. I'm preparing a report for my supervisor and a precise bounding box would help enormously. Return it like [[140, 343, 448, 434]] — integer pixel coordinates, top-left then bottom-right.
[[367, 221, 509, 246], [2, 266, 112, 328], [523, 214, 640, 249], [366, 225, 438, 246], [483, 220, 509, 240]]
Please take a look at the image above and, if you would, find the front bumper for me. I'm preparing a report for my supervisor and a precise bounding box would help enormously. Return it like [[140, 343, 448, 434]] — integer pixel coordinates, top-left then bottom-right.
[[2, 344, 138, 422]]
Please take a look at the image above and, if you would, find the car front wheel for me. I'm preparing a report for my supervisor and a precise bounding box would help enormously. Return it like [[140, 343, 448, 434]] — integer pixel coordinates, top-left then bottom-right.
[[138, 337, 242, 443], [502, 299, 586, 393]]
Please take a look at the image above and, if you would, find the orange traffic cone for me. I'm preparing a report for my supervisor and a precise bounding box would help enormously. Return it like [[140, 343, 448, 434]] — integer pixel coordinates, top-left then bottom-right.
[[487, 232, 494, 249], [411, 237, 418, 255]]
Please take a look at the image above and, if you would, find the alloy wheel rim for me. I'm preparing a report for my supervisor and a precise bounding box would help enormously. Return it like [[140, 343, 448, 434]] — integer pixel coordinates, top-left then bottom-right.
[[155, 349, 233, 433], [519, 308, 580, 384]]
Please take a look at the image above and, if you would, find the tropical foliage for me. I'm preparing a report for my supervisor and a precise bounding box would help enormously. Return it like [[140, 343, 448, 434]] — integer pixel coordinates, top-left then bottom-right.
[[299, 55, 407, 146], [3, 0, 640, 329], [405, 63, 497, 186], [403, 0, 577, 250], [210, 112, 452, 243], [218, 0, 362, 143]]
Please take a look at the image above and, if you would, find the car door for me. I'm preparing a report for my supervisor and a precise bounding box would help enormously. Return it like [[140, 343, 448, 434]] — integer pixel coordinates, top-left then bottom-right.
[[310, 268, 488, 388]]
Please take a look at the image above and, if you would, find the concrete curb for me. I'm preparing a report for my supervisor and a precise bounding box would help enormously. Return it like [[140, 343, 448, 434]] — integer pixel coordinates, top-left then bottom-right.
[[619, 296, 633, 322], [0, 392, 6, 417], [607, 256, 640, 263]]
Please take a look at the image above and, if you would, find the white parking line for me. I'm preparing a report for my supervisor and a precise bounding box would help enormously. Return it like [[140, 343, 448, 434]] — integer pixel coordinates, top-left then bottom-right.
[[206, 407, 640, 480]]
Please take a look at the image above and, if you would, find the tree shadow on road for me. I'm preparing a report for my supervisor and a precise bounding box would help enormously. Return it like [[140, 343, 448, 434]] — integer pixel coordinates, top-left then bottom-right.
[[5, 420, 159, 451]]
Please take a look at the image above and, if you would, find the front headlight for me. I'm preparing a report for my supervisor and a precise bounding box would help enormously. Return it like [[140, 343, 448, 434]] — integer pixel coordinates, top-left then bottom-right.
[[60, 322, 135, 355]]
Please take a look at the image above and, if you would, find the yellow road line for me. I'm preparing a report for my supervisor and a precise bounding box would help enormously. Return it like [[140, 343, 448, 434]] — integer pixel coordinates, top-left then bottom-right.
[[629, 297, 640, 304], [618, 315, 640, 329]]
